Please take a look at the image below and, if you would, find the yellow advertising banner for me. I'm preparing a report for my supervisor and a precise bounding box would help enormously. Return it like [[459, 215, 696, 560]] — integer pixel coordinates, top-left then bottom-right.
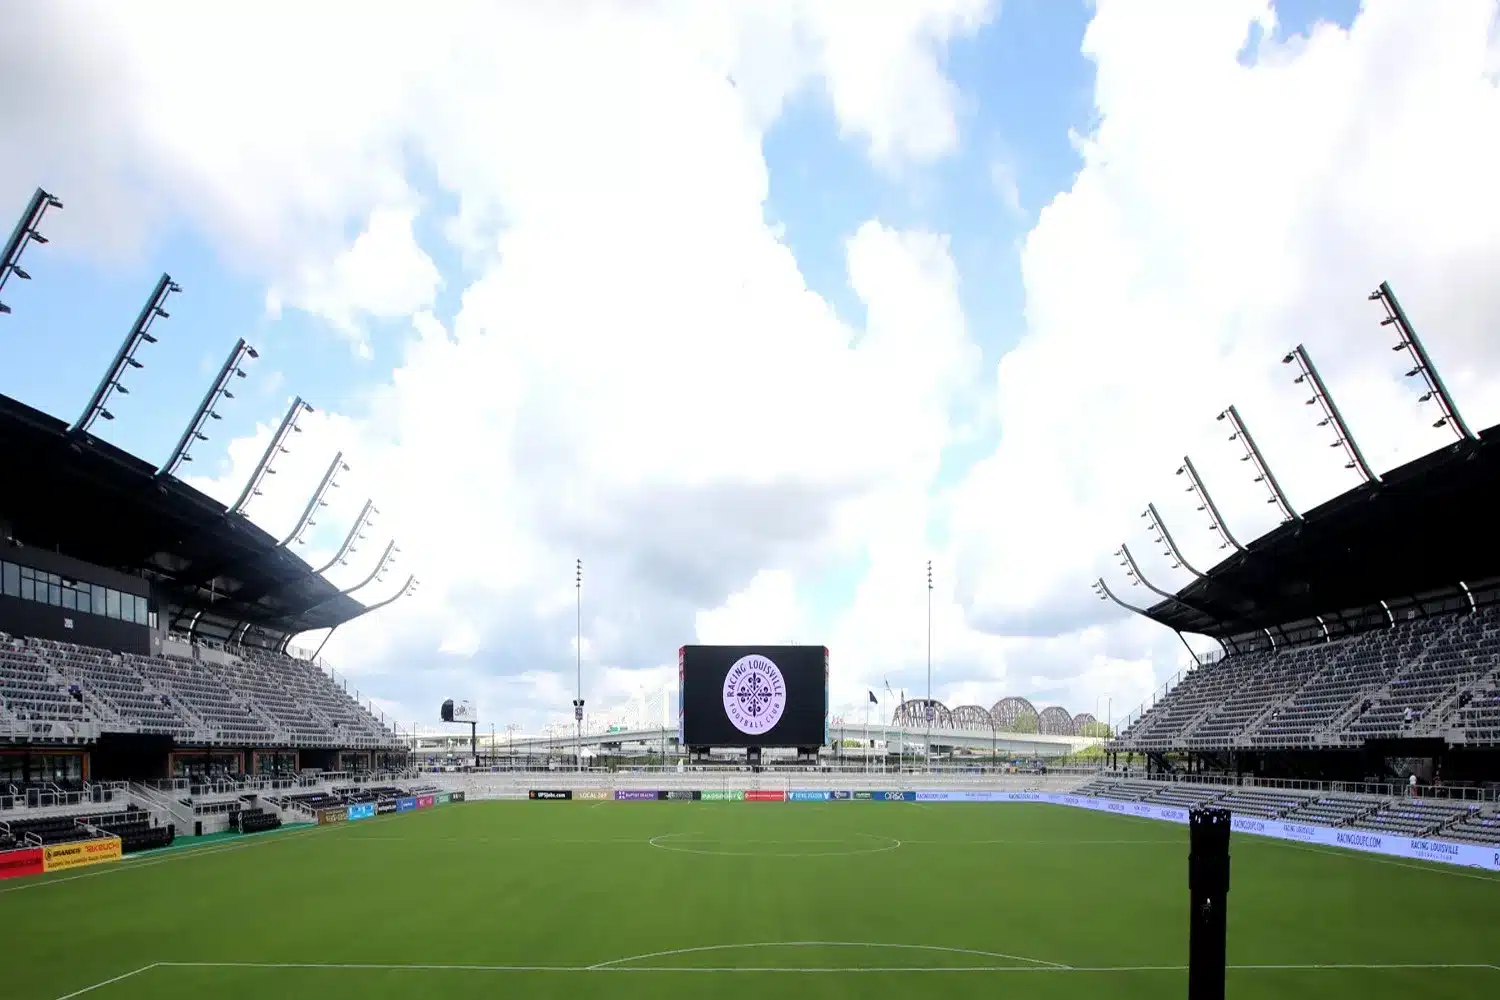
[[42, 837, 122, 873], [574, 789, 612, 801]]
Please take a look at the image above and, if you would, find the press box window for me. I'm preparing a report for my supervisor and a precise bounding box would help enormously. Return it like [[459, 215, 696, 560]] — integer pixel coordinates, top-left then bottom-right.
[[1, 562, 18, 598]]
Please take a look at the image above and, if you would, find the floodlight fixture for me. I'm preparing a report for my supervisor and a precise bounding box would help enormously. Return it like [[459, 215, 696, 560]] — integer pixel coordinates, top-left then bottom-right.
[[1370, 281, 1473, 441], [72, 274, 179, 435], [0, 188, 63, 317], [160, 338, 258, 479]]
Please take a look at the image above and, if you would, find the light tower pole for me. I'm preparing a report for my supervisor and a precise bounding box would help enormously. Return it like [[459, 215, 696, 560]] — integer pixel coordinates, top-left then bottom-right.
[[926, 559, 933, 772], [574, 558, 584, 773]]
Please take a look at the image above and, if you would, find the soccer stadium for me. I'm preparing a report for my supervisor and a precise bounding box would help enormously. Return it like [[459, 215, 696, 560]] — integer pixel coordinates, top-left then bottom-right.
[[5, 6, 1500, 999], [3, 184, 1498, 1000]]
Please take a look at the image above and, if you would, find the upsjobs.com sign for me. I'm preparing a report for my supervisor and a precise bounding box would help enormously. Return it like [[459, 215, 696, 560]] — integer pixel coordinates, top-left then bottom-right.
[[529, 789, 572, 801]]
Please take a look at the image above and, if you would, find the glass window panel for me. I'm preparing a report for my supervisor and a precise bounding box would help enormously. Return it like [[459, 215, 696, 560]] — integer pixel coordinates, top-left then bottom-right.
[[20, 566, 33, 581], [1, 562, 17, 597], [127, 594, 140, 625], [20, 576, 34, 601], [148, 611, 158, 630], [137, 597, 150, 625], [46, 573, 59, 586], [62, 587, 76, 610], [75, 587, 90, 614], [48, 583, 61, 606], [105, 589, 120, 619], [92, 586, 106, 615]]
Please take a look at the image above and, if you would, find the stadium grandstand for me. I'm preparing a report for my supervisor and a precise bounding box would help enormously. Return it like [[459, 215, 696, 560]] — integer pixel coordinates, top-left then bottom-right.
[[1097, 282, 1500, 802], [1, 187, 414, 850]]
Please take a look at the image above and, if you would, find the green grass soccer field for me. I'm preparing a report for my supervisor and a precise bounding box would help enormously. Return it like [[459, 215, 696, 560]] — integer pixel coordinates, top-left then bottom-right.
[[4, 801, 1497, 1000]]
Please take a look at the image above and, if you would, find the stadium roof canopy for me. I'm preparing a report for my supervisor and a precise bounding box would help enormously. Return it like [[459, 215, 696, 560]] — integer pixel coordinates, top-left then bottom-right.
[[1144, 424, 1500, 647], [0, 392, 366, 647]]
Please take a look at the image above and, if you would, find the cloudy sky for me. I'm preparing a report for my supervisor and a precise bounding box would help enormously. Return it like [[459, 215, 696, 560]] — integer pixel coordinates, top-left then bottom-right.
[[2, 0, 1497, 735]]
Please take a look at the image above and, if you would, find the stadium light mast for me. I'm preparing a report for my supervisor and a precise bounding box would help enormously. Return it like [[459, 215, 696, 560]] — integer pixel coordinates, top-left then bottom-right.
[[1092, 577, 1154, 617], [280, 452, 350, 548], [1282, 346, 1377, 485], [0, 187, 63, 317], [574, 558, 584, 773], [71, 273, 179, 434], [159, 338, 258, 479], [1115, 545, 1203, 667], [230, 396, 314, 516], [346, 540, 399, 597], [1177, 457, 1244, 553], [926, 559, 933, 771], [1371, 281, 1474, 442], [1143, 504, 1205, 579], [1218, 405, 1300, 525], [314, 500, 377, 576]]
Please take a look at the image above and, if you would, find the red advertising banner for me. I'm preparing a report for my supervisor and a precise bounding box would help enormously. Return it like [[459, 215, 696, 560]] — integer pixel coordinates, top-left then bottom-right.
[[0, 847, 44, 881], [416, 795, 436, 809], [745, 790, 786, 802]]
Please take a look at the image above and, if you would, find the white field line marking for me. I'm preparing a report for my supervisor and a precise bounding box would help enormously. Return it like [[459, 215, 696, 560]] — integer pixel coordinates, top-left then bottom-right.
[[144, 960, 1500, 975], [50, 963, 158, 1000], [586, 941, 1071, 971]]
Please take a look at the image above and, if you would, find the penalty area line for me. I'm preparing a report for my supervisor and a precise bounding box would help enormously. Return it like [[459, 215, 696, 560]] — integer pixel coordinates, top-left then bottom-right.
[[50, 964, 159, 1000]]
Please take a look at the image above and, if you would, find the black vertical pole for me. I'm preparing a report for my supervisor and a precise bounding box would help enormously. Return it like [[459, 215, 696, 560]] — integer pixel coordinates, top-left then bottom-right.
[[1188, 807, 1231, 1000]]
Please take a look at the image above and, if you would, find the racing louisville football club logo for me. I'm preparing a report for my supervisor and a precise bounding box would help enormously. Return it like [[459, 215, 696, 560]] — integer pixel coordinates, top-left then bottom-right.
[[722, 654, 787, 735]]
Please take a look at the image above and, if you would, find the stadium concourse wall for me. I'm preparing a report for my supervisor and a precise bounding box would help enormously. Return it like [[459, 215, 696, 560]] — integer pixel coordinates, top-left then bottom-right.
[[427, 772, 1500, 874]]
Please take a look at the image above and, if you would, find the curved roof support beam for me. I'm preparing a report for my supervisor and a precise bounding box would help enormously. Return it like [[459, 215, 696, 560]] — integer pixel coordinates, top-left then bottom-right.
[[315, 500, 376, 576], [1115, 544, 1206, 667], [1372, 281, 1474, 441], [160, 339, 257, 479], [231, 396, 313, 517], [1092, 576, 1153, 618], [1219, 405, 1300, 525], [280, 451, 349, 548], [72, 274, 178, 435], [293, 575, 419, 659], [1177, 456, 1245, 553], [1283, 345, 1378, 485], [1, 187, 64, 316], [1143, 503, 1205, 579]]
